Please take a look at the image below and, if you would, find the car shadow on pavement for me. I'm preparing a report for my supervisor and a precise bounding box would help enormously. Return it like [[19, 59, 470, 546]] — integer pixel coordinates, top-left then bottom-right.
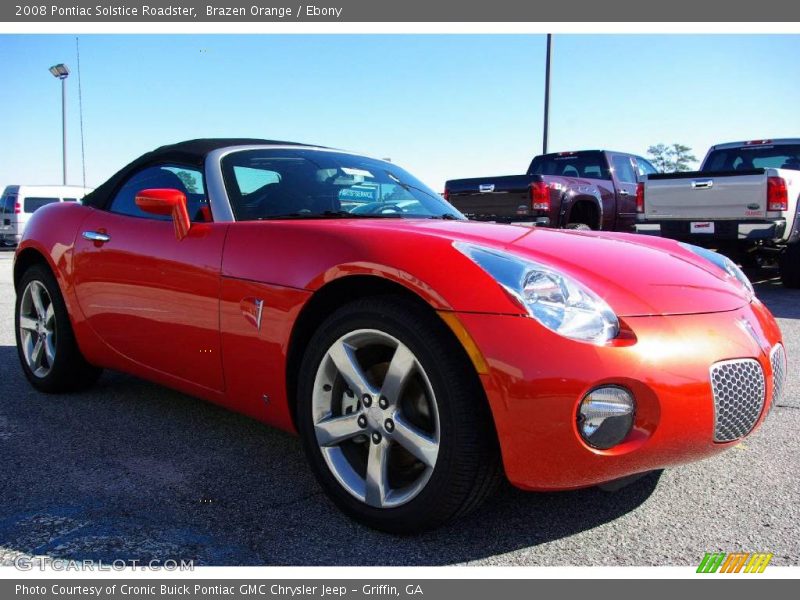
[[0, 344, 662, 566]]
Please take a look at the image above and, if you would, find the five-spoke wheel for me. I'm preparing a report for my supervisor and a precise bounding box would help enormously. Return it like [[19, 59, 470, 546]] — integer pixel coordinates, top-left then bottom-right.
[[15, 263, 101, 392], [298, 296, 500, 533], [18, 280, 57, 378], [312, 329, 440, 508]]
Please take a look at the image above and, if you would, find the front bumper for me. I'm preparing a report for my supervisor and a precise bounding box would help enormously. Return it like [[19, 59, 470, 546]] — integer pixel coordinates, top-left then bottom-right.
[[458, 299, 783, 491]]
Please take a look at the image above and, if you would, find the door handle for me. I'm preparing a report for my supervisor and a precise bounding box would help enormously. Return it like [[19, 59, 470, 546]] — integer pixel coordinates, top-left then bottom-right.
[[691, 179, 714, 190], [82, 231, 111, 243], [618, 189, 630, 196]]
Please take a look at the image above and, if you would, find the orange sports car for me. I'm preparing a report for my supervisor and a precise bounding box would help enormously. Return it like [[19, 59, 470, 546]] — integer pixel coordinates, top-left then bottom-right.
[[14, 139, 785, 532]]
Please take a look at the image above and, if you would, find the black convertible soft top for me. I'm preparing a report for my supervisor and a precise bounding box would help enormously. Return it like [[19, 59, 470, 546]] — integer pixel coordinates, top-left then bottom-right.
[[82, 138, 315, 209]]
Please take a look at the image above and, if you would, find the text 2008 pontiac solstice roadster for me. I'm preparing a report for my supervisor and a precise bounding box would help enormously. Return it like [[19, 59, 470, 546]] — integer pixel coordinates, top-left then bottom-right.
[[15, 139, 786, 532]]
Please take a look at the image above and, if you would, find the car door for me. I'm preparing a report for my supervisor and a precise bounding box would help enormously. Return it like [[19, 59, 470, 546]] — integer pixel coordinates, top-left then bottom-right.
[[72, 163, 228, 392], [609, 153, 639, 231]]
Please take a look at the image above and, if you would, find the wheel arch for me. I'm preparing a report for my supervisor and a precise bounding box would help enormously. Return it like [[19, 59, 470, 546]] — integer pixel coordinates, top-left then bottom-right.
[[14, 246, 55, 291], [564, 195, 602, 229], [284, 274, 491, 431]]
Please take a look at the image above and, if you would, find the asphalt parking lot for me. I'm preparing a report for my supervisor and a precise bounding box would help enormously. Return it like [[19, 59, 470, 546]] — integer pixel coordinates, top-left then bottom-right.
[[0, 247, 798, 567]]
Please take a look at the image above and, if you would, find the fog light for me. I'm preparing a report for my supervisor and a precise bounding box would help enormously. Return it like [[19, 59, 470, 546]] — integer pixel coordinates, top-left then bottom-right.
[[577, 386, 635, 449]]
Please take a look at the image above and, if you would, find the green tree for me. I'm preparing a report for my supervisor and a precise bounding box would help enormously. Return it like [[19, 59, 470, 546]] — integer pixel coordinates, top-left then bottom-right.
[[647, 143, 698, 172], [175, 170, 199, 193]]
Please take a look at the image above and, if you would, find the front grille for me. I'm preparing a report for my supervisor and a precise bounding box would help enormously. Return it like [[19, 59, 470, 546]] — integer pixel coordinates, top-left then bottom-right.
[[710, 358, 765, 442], [770, 344, 787, 405]]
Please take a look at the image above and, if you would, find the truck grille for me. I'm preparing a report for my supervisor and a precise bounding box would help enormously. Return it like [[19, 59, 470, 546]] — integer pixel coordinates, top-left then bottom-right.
[[710, 358, 765, 442], [770, 344, 787, 405]]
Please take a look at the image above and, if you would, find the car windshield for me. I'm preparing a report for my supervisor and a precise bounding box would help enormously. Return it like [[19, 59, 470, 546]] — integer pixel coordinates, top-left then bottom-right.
[[704, 144, 800, 172], [221, 148, 464, 221]]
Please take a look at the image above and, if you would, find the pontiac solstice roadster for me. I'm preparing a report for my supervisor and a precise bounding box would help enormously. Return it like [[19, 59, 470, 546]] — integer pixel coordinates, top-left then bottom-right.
[[14, 139, 786, 532]]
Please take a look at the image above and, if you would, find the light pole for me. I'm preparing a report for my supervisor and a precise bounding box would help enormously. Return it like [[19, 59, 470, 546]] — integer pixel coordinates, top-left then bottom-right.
[[542, 34, 552, 155], [49, 63, 70, 185]]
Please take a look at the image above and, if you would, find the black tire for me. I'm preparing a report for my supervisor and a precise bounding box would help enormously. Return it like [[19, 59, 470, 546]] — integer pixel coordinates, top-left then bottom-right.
[[15, 263, 102, 393], [297, 295, 501, 533], [565, 222, 592, 231], [779, 242, 800, 289]]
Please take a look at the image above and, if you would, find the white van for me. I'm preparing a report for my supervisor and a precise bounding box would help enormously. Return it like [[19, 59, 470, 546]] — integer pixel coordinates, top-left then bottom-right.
[[1, 185, 93, 246]]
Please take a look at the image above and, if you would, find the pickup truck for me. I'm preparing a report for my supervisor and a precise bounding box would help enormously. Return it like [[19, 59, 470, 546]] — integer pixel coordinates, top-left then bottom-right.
[[444, 150, 658, 232], [638, 139, 800, 287]]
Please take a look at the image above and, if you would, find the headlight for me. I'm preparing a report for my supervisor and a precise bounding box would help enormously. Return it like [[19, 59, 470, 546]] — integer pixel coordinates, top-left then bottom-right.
[[679, 242, 754, 296], [577, 386, 635, 449], [454, 242, 619, 345]]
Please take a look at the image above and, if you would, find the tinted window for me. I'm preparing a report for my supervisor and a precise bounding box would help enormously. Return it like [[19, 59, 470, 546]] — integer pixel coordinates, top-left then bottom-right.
[[23, 197, 59, 213], [221, 149, 462, 221], [611, 155, 637, 183], [528, 152, 611, 180], [110, 164, 208, 221], [704, 144, 800, 172], [63, 197, 78, 202], [1, 194, 16, 214]]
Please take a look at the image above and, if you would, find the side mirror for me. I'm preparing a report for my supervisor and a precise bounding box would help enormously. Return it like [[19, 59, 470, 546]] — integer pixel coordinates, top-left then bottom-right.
[[135, 188, 191, 240]]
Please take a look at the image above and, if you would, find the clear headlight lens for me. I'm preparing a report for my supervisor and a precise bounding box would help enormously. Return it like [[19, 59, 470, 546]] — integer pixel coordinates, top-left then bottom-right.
[[454, 242, 619, 345], [679, 242, 754, 296]]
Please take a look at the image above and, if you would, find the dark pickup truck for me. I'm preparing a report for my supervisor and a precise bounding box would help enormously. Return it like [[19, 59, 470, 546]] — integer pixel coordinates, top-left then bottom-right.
[[444, 150, 658, 231]]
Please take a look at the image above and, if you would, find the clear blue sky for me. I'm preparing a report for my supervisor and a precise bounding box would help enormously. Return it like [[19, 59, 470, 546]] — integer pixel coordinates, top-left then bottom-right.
[[1, 34, 798, 193]]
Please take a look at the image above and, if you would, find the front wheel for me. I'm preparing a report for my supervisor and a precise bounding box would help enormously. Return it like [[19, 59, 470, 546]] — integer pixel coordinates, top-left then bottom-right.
[[297, 296, 501, 533]]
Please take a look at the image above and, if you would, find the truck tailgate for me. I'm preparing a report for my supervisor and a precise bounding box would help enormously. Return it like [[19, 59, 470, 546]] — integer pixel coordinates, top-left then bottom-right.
[[445, 175, 536, 221], [644, 169, 767, 220]]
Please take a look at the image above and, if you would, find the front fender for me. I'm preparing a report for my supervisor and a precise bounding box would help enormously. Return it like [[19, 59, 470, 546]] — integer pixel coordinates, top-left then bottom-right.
[[220, 221, 524, 315]]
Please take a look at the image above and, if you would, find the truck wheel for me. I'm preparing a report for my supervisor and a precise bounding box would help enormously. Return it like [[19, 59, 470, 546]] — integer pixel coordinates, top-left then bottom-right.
[[779, 242, 800, 288], [15, 264, 102, 393], [566, 223, 592, 231], [297, 296, 501, 533]]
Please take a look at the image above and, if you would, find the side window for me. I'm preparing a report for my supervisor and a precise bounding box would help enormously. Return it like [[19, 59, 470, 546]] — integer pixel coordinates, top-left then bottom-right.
[[635, 157, 659, 177], [24, 197, 59, 213], [109, 164, 208, 221], [233, 165, 281, 195], [611, 155, 637, 184]]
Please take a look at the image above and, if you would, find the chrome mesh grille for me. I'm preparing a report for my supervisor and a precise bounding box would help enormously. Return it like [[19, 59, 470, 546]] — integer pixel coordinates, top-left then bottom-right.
[[770, 344, 787, 405], [710, 358, 765, 442]]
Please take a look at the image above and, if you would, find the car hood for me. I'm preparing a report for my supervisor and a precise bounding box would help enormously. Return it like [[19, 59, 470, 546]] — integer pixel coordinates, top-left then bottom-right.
[[353, 219, 752, 317]]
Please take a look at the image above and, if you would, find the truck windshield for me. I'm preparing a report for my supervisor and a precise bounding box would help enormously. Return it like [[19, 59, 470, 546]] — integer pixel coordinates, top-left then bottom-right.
[[704, 144, 800, 172], [528, 152, 611, 180], [221, 149, 464, 221]]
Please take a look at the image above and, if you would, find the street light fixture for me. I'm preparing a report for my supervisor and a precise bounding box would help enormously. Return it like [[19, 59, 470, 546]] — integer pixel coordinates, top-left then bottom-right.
[[49, 63, 70, 185]]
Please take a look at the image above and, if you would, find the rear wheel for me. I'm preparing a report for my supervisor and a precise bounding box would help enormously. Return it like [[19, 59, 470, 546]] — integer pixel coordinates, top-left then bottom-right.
[[566, 222, 592, 231], [15, 264, 102, 393], [779, 242, 800, 288], [297, 296, 501, 533]]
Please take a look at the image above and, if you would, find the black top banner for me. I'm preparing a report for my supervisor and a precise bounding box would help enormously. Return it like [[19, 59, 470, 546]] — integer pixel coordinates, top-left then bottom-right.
[[3, 0, 798, 22]]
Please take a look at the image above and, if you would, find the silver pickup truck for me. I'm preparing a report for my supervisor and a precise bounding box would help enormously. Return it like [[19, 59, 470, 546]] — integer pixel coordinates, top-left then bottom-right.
[[639, 139, 800, 287]]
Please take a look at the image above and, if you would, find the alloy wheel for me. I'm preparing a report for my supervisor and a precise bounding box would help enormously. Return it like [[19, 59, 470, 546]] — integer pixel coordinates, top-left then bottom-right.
[[311, 329, 440, 508], [19, 280, 57, 378]]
